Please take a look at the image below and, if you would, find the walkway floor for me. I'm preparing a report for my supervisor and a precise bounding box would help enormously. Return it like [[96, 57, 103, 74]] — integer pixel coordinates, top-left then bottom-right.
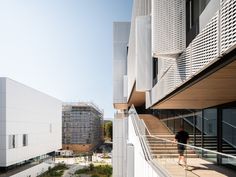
[[154, 158, 236, 177]]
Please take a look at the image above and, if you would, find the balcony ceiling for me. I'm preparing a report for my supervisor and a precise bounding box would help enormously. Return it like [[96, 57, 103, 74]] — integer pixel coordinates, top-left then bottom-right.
[[113, 103, 129, 110], [152, 52, 236, 109], [128, 83, 145, 107]]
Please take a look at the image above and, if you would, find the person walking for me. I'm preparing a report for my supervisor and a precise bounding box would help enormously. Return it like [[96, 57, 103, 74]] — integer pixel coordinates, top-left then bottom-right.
[[175, 126, 189, 168]]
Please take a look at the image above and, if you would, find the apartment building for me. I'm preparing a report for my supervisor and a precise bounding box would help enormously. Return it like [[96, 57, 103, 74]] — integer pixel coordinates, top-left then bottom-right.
[[0, 77, 62, 175], [113, 0, 236, 177], [62, 102, 103, 153]]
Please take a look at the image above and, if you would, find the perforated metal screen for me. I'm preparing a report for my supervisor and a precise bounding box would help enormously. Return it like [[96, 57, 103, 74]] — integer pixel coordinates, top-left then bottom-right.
[[152, 0, 185, 56]]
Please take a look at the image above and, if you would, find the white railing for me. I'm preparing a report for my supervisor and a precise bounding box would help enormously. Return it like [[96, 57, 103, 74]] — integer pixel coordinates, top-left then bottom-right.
[[129, 105, 171, 177]]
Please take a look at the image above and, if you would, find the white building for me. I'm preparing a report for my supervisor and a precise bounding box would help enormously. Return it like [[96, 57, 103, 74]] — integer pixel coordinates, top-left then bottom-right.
[[113, 0, 236, 176], [0, 78, 62, 170]]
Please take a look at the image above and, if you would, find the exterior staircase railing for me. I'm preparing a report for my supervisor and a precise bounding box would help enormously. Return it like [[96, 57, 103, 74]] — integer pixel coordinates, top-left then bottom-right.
[[129, 105, 236, 177]]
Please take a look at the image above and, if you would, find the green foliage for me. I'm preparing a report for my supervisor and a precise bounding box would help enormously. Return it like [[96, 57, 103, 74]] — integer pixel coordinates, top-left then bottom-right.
[[91, 175, 99, 177], [75, 167, 89, 174], [94, 165, 112, 176], [89, 163, 95, 171], [39, 163, 68, 177], [75, 164, 112, 177], [104, 121, 112, 140]]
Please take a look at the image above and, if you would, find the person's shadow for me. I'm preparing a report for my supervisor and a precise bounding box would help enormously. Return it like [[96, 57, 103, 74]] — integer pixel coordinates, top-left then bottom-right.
[[179, 163, 236, 177]]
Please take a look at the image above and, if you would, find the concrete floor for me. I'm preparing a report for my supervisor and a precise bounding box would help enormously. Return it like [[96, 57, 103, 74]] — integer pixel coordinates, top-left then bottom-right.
[[154, 158, 236, 177]]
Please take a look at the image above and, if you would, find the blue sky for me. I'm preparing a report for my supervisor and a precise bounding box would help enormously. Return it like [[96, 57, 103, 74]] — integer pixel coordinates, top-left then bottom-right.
[[0, 0, 132, 118]]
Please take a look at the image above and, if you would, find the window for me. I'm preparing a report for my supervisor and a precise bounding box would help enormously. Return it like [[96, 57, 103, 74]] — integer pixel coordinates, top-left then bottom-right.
[[9, 135, 16, 149], [153, 58, 158, 86], [186, 0, 211, 46], [23, 134, 28, 146]]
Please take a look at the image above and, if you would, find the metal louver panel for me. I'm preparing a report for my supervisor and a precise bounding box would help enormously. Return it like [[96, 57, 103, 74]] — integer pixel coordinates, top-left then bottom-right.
[[152, 0, 185, 57], [221, 0, 236, 54], [127, 0, 152, 99], [191, 12, 219, 74]]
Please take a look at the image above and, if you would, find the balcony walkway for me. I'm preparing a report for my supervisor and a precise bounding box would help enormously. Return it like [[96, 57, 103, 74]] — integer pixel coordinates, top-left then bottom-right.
[[138, 114, 236, 177], [154, 158, 236, 177]]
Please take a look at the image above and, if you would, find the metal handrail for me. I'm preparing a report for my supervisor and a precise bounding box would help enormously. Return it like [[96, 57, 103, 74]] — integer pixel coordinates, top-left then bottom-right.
[[222, 120, 236, 129], [129, 105, 171, 177], [129, 110, 152, 160], [130, 105, 236, 160], [148, 135, 236, 160]]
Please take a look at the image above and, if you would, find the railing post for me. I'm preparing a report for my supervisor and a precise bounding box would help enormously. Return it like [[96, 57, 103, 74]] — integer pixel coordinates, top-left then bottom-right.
[[201, 110, 204, 157], [193, 112, 196, 146], [217, 108, 222, 165]]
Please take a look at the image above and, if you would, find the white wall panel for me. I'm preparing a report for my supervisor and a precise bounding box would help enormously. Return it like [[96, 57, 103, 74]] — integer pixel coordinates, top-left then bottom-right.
[[112, 116, 128, 177], [221, 0, 236, 54], [0, 78, 62, 167], [0, 79, 7, 166], [191, 12, 219, 74], [113, 22, 130, 104], [136, 16, 152, 91], [127, 143, 134, 177], [152, 0, 185, 57], [123, 75, 128, 98], [127, 0, 151, 100], [200, 0, 220, 32]]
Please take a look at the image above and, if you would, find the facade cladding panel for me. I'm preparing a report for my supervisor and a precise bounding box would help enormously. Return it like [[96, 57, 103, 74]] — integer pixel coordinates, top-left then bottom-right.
[[152, 0, 186, 56], [0, 77, 62, 167], [113, 22, 130, 104], [127, 0, 151, 100], [136, 15, 152, 92], [62, 103, 103, 152], [150, 0, 225, 107]]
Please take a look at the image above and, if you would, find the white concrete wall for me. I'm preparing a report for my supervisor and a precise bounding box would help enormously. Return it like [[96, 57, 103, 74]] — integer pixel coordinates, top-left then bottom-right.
[[112, 116, 128, 177], [128, 115, 163, 177], [0, 78, 6, 166], [112, 113, 167, 177], [0, 77, 62, 167], [127, 143, 134, 177]]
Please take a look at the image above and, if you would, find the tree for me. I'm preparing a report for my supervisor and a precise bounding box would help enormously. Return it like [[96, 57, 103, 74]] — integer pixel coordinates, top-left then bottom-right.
[[104, 121, 112, 141]]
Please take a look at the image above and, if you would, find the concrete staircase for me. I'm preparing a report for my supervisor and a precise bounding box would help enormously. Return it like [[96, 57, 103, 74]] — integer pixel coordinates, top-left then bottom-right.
[[138, 114, 198, 159], [194, 135, 236, 157], [139, 114, 172, 135], [146, 135, 199, 159]]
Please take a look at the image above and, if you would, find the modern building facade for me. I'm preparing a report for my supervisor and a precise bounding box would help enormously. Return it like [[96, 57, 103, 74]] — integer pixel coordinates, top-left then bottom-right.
[[113, 0, 236, 176], [62, 102, 103, 153], [0, 78, 62, 171]]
